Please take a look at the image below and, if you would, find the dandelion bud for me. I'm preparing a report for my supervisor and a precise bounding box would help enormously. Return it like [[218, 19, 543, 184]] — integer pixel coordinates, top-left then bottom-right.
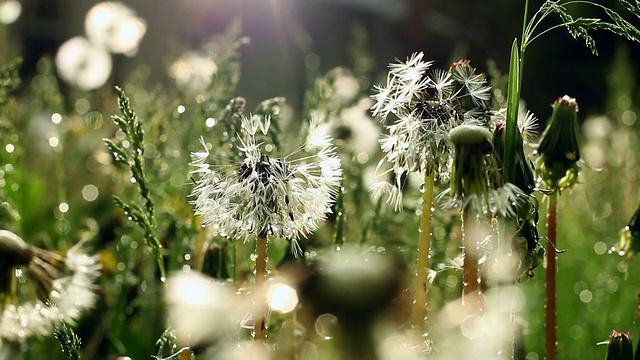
[[535, 95, 581, 191], [449, 124, 493, 202], [614, 202, 640, 261], [603, 330, 633, 360]]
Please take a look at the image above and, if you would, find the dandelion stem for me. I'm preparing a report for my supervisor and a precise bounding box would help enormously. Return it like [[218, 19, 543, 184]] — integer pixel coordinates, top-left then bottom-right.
[[461, 205, 482, 312], [254, 233, 268, 341], [545, 191, 558, 360], [413, 171, 435, 333]]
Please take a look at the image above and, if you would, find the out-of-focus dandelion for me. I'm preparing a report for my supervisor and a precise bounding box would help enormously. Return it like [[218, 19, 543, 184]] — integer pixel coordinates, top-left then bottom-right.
[[85, 2, 146, 56], [320, 97, 380, 162], [300, 246, 403, 359], [0, 0, 21, 25], [164, 271, 240, 352], [55, 36, 112, 91], [190, 114, 341, 340], [0, 230, 101, 341], [170, 51, 218, 94]]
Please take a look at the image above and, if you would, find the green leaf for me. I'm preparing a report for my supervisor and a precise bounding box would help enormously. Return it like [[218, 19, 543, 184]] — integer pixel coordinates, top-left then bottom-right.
[[504, 39, 520, 184]]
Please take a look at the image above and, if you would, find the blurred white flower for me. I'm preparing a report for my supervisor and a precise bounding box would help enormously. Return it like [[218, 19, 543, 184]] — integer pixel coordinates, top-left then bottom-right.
[[331, 70, 360, 105], [189, 115, 342, 252], [0, 0, 21, 25], [0, 230, 101, 341], [55, 36, 112, 90], [165, 271, 240, 348], [329, 98, 380, 159], [85, 2, 146, 56], [170, 51, 218, 94]]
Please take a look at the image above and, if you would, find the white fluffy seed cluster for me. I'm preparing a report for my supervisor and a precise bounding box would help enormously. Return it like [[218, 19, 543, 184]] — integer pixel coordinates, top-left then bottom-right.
[[369, 53, 492, 210], [189, 115, 342, 251]]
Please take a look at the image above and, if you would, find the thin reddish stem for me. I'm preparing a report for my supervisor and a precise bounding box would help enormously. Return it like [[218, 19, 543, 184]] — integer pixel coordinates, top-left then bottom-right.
[[545, 192, 558, 360]]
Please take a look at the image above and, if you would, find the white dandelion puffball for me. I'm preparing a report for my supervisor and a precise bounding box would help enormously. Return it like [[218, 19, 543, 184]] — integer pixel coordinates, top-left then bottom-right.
[[369, 53, 492, 210], [165, 271, 240, 347], [0, 230, 101, 341], [0, 0, 21, 24], [190, 115, 342, 248], [170, 51, 218, 94], [85, 2, 146, 56], [55, 36, 112, 90]]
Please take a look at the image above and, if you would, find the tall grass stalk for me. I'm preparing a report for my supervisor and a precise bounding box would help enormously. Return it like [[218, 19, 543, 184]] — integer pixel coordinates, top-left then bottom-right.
[[413, 171, 435, 333], [545, 191, 558, 360]]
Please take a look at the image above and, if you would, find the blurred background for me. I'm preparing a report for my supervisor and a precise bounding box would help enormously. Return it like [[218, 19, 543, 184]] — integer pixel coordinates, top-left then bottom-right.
[[5, 0, 640, 119]]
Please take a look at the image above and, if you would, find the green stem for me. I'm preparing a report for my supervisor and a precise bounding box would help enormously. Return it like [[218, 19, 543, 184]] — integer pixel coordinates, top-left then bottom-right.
[[156, 248, 166, 282], [254, 233, 268, 341], [545, 192, 558, 360], [412, 171, 435, 334], [461, 206, 482, 312]]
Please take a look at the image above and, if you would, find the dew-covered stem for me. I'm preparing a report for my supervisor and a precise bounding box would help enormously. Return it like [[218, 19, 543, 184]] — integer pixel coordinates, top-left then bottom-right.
[[413, 171, 435, 333], [254, 233, 268, 341], [105, 86, 166, 281], [545, 191, 558, 360], [462, 205, 482, 312]]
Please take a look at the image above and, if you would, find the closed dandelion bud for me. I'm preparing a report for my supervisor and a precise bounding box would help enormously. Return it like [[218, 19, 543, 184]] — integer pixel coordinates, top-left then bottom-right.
[[614, 202, 640, 261], [449, 124, 493, 201], [604, 330, 633, 360], [536, 95, 581, 191]]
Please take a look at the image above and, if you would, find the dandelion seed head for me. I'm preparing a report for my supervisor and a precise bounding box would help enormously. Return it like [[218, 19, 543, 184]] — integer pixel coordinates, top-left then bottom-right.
[[55, 36, 112, 90], [190, 114, 341, 244], [369, 54, 492, 210], [85, 2, 146, 56]]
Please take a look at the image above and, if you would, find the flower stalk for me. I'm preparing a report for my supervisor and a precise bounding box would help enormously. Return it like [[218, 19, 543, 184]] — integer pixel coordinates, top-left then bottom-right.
[[536, 95, 580, 360], [254, 233, 268, 340], [545, 191, 558, 360], [461, 205, 482, 311], [413, 171, 435, 332]]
